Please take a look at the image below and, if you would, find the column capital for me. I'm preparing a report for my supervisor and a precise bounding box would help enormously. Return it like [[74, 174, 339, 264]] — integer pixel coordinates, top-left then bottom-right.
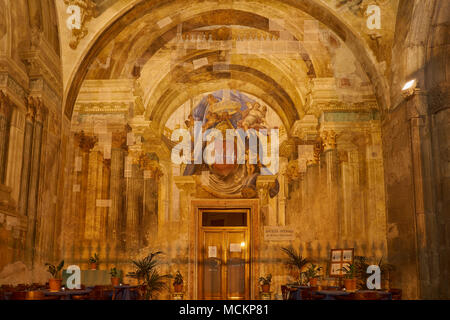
[[0, 90, 10, 116], [74, 130, 98, 152], [174, 176, 196, 195], [321, 130, 337, 152]]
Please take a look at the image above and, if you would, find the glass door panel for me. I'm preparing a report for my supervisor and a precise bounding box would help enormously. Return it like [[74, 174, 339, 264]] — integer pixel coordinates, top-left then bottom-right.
[[226, 231, 247, 299], [202, 231, 223, 299]]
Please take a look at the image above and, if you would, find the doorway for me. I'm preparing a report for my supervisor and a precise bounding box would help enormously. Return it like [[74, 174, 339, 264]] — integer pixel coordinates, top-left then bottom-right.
[[198, 209, 250, 300]]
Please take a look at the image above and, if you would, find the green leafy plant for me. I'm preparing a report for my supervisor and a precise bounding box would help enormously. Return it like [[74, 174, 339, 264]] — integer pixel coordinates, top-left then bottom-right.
[[88, 253, 99, 264], [127, 251, 171, 300], [258, 274, 272, 286], [340, 263, 358, 279], [110, 267, 120, 278], [281, 247, 309, 284], [302, 263, 322, 282], [45, 260, 64, 279], [173, 270, 183, 286]]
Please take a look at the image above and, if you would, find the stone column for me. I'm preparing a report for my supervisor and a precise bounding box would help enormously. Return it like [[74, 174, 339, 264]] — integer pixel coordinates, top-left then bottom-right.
[[108, 132, 126, 262], [74, 131, 97, 263], [125, 160, 141, 252], [174, 176, 196, 222], [5, 107, 25, 204], [0, 91, 10, 183], [322, 131, 339, 241], [25, 98, 45, 265], [18, 99, 35, 217], [256, 175, 277, 226]]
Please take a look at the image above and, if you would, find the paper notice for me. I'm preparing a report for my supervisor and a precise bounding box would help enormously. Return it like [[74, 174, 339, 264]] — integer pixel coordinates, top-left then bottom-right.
[[208, 246, 217, 258], [230, 243, 242, 252]]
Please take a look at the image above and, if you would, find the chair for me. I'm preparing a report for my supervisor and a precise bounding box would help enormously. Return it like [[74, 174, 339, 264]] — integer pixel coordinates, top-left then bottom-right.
[[334, 293, 356, 300], [10, 291, 27, 300], [25, 291, 46, 300], [281, 286, 298, 300], [354, 291, 384, 300], [88, 285, 113, 300], [389, 288, 402, 300]]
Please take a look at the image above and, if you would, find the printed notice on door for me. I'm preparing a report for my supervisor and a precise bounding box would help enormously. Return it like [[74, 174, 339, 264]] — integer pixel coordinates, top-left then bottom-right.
[[264, 226, 295, 241], [208, 246, 217, 258]]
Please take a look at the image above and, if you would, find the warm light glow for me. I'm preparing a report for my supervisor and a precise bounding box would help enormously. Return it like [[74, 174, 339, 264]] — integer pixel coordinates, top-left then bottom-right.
[[240, 241, 245, 247], [402, 79, 416, 91]]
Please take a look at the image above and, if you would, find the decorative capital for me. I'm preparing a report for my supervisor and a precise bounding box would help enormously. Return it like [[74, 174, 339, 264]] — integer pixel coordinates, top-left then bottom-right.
[[321, 130, 337, 151], [174, 176, 196, 195], [111, 131, 128, 150], [307, 139, 323, 165], [0, 90, 10, 116], [74, 130, 97, 152]]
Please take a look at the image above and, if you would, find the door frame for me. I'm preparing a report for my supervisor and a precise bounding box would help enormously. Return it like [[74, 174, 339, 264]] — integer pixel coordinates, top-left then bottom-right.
[[189, 199, 260, 300], [198, 209, 251, 300]]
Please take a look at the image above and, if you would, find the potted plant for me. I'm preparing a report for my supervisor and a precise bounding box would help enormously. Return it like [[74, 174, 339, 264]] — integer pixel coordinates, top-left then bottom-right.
[[355, 256, 395, 290], [303, 264, 322, 287], [281, 247, 309, 285], [110, 267, 121, 286], [88, 253, 99, 270], [341, 264, 358, 292], [127, 251, 171, 300], [258, 274, 272, 293], [172, 270, 184, 293], [45, 260, 64, 292]]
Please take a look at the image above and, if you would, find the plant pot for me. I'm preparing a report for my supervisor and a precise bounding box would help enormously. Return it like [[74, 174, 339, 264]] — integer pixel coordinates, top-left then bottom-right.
[[261, 284, 270, 293], [89, 263, 98, 270], [344, 278, 357, 292], [49, 279, 62, 292], [111, 277, 120, 287], [174, 283, 183, 293], [309, 278, 318, 286]]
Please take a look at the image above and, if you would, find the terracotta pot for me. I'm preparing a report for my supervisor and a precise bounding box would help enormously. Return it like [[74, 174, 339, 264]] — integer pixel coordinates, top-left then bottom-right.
[[49, 279, 62, 292], [309, 278, 318, 286], [261, 284, 270, 293], [111, 277, 120, 287], [344, 278, 357, 292], [174, 283, 183, 293], [89, 263, 98, 270]]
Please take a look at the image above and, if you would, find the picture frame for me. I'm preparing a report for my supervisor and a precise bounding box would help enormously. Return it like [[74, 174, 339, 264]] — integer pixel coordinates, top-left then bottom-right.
[[329, 248, 354, 277]]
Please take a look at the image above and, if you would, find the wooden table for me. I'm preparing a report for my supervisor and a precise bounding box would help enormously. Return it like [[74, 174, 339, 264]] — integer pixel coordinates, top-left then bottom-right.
[[43, 289, 92, 300], [112, 285, 138, 300]]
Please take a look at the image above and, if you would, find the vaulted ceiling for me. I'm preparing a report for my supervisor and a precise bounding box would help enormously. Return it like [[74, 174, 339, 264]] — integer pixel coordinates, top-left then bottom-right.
[[58, 0, 400, 130]]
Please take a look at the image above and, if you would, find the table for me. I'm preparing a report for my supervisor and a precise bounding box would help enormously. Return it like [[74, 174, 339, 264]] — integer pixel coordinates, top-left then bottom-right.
[[286, 285, 309, 300], [43, 289, 92, 300], [112, 285, 139, 300], [356, 290, 393, 300], [314, 290, 351, 300]]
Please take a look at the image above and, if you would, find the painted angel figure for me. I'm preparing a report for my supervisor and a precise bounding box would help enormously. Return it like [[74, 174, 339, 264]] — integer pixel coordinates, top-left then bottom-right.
[[238, 102, 268, 131]]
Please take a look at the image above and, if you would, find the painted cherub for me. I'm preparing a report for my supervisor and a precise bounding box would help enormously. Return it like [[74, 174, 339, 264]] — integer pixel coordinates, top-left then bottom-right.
[[203, 112, 219, 130], [239, 102, 268, 131]]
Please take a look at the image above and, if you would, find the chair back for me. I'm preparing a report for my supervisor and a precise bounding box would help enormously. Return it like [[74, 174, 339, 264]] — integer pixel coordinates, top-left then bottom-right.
[[25, 291, 46, 300], [10, 291, 27, 300], [389, 288, 402, 300], [354, 291, 384, 300]]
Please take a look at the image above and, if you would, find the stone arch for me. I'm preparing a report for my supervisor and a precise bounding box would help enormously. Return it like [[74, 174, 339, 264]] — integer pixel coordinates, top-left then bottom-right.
[[63, 0, 389, 119]]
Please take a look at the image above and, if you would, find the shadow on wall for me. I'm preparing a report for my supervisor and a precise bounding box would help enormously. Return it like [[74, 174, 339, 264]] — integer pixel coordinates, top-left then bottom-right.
[[0, 261, 48, 285]]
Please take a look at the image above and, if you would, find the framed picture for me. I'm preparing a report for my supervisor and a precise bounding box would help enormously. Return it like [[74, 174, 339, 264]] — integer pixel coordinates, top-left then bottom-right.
[[329, 248, 354, 277]]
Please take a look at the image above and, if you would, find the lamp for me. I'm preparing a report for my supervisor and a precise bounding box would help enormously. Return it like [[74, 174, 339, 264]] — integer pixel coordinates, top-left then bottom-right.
[[402, 79, 417, 98]]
